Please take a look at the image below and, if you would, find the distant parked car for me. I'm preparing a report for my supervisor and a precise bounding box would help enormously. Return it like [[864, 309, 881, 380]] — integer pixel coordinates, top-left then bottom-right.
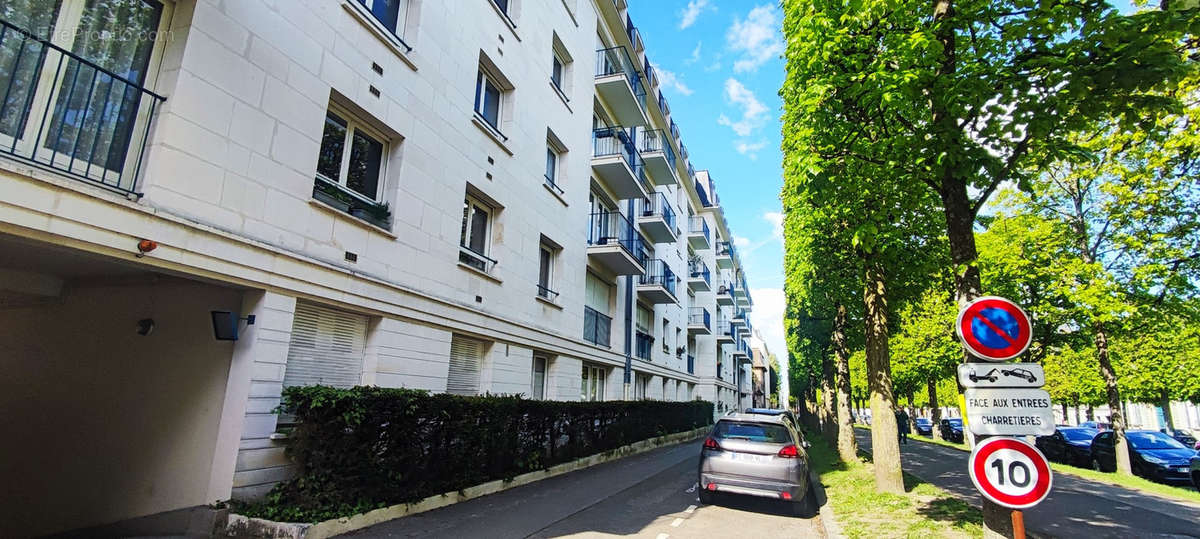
[[1090, 430, 1195, 485], [939, 418, 964, 443], [1035, 427, 1098, 467], [914, 418, 934, 436], [1168, 429, 1196, 448], [699, 412, 817, 516], [1079, 421, 1110, 431]]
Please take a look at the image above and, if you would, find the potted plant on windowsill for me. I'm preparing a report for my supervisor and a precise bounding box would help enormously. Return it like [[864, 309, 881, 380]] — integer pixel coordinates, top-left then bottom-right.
[[313, 180, 353, 212], [350, 201, 391, 229]]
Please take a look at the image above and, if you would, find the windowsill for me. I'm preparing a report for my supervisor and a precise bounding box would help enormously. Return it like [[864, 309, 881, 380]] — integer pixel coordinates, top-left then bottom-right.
[[487, 0, 521, 41], [308, 198, 398, 239], [543, 182, 568, 207], [340, 1, 418, 72], [550, 81, 572, 112], [457, 261, 503, 284], [536, 295, 563, 310], [471, 115, 514, 156]]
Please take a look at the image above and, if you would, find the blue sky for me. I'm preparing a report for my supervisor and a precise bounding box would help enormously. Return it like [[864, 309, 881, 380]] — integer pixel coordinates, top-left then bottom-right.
[[626, 1, 789, 364]]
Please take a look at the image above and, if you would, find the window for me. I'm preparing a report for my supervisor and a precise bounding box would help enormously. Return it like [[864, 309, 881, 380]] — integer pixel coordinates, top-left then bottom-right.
[[552, 55, 564, 90], [549, 33, 573, 99], [537, 242, 557, 300], [316, 108, 387, 202], [448, 335, 485, 395], [459, 194, 495, 271], [582, 363, 606, 401], [635, 304, 652, 360], [283, 302, 368, 389], [531, 355, 548, 399], [355, 0, 409, 38], [545, 145, 558, 186], [584, 272, 612, 347], [635, 373, 648, 400], [662, 318, 670, 353], [475, 69, 503, 132]]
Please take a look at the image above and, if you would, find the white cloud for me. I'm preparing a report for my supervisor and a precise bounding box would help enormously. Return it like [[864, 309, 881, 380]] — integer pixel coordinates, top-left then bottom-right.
[[735, 139, 767, 159], [764, 211, 784, 238], [717, 78, 767, 137], [734, 236, 752, 247], [654, 65, 694, 96], [726, 5, 784, 73], [678, 0, 711, 29], [749, 287, 789, 371], [684, 41, 703, 65]]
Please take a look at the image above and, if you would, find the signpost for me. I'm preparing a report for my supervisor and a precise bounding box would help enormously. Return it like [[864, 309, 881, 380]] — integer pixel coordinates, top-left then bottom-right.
[[964, 388, 1055, 436], [968, 437, 1053, 509], [956, 296, 1033, 361]]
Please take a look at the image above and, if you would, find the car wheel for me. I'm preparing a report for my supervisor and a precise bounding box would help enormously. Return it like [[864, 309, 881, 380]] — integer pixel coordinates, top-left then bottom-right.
[[699, 488, 714, 505], [792, 483, 820, 518]]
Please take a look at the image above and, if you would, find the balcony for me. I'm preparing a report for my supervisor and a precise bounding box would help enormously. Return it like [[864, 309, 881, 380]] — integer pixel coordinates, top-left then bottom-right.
[[716, 282, 735, 306], [716, 241, 734, 269], [594, 46, 647, 127], [637, 259, 678, 304], [738, 316, 752, 336], [732, 308, 748, 325], [688, 307, 711, 335], [716, 319, 735, 344], [637, 192, 677, 243], [733, 338, 750, 360], [688, 216, 711, 250], [0, 19, 166, 197], [635, 330, 653, 360], [626, 15, 644, 52], [736, 284, 753, 307], [657, 91, 671, 120], [637, 129, 677, 186], [687, 258, 711, 292], [587, 210, 646, 275], [584, 306, 612, 348], [592, 126, 649, 200]]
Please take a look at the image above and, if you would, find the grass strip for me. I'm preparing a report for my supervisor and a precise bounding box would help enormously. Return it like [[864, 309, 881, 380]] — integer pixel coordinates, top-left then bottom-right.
[[807, 430, 983, 538], [855, 424, 1200, 505]]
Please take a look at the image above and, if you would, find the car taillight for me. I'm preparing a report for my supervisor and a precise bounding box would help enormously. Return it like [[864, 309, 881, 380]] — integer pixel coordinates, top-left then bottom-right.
[[778, 444, 800, 458], [703, 437, 721, 450]]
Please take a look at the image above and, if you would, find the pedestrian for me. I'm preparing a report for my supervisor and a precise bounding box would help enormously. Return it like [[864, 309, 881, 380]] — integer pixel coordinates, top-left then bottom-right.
[[896, 408, 910, 445]]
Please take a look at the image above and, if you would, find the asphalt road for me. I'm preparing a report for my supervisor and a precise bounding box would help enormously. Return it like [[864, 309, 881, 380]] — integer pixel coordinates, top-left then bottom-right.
[[346, 439, 824, 538], [855, 428, 1200, 538]]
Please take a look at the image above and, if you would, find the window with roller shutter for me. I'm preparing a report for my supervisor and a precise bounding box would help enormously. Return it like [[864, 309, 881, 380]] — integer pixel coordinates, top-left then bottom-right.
[[283, 302, 368, 389], [447, 335, 485, 395]]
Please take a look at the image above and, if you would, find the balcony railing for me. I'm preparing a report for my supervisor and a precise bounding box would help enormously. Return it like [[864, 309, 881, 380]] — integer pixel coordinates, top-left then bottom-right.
[[640, 192, 676, 232], [670, 120, 680, 143], [717, 241, 733, 257], [640, 259, 678, 296], [584, 306, 612, 347], [635, 330, 652, 360], [592, 125, 639, 171], [595, 46, 646, 109], [689, 307, 710, 330], [0, 18, 166, 197], [637, 128, 676, 170], [588, 210, 645, 264], [687, 354, 695, 374], [459, 245, 497, 273], [537, 284, 559, 301], [657, 90, 670, 117], [688, 258, 710, 285], [689, 216, 710, 243], [717, 319, 733, 337]]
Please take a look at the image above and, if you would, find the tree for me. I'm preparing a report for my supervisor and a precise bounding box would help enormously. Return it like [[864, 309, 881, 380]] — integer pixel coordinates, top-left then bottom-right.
[[890, 286, 962, 426]]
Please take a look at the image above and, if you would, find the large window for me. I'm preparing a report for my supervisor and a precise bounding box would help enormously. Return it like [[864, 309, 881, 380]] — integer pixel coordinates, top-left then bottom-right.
[[581, 363, 606, 401], [283, 302, 368, 389], [448, 335, 485, 395], [537, 242, 557, 300], [531, 355, 547, 400], [316, 108, 386, 202], [459, 193, 494, 271], [356, 0, 409, 37], [474, 69, 503, 132]]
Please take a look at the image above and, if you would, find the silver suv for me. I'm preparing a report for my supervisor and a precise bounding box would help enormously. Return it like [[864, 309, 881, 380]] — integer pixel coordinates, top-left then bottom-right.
[[698, 411, 816, 516]]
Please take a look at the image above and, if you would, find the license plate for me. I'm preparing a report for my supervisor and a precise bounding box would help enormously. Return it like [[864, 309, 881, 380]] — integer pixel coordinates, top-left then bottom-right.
[[730, 453, 768, 463]]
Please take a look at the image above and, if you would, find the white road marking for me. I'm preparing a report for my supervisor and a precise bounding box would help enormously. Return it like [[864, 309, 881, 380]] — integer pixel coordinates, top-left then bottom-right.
[[671, 518, 684, 527], [684, 504, 697, 514], [685, 482, 697, 493], [656, 534, 670, 539]]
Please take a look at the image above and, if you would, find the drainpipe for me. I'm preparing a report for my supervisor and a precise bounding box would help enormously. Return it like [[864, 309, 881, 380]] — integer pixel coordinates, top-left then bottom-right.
[[623, 198, 635, 400]]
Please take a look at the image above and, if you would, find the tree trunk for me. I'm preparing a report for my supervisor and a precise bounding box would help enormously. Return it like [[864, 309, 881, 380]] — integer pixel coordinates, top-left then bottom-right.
[[1087, 404, 1095, 421], [821, 349, 838, 443], [863, 259, 904, 494], [1074, 403, 1081, 425], [833, 303, 859, 462], [1161, 396, 1175, 431], [927, 378, 942, 426], [1095, 326, 1132, 476]]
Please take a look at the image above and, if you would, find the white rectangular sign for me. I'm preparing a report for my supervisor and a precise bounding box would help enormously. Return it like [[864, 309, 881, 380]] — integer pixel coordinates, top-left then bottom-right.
[[957, 363, 1045, 388], [965, 388, 1055, 436]]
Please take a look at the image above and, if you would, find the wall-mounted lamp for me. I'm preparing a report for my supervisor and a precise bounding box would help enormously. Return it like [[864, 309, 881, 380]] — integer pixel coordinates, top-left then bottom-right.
[[211, 311, 256, 341]]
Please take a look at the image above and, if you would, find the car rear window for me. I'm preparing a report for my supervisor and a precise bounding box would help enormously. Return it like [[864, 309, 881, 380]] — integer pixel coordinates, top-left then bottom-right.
[[714, 421, 791, 443], [947, 419, 962, 427], [1061, 429, 1097, 442]]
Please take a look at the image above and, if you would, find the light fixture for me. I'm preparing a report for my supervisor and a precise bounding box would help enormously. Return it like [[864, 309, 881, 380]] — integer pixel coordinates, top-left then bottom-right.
[[211, 311, 256, 341]]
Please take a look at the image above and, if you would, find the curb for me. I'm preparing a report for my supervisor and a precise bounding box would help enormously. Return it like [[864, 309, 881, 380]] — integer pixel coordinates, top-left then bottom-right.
[[225, 426, 710, 538]]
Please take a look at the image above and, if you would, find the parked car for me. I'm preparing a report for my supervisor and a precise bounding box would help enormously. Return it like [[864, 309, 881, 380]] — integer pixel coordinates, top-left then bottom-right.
[[699, 412, 817, 516], [1090, 430, 1195, 485], [1035, 427, 1098, 467], [744, 408, 800, 432], [1079, 421, 1110, 431], [914, 418, 934, 436], [1168, 429, 1196, 448], [1191, 455, 1200, 490], [939, 418, 964, 443]]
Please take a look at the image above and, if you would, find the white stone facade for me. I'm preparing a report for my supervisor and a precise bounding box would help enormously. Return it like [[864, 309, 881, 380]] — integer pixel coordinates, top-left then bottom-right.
[[0, 0, 758, 534]]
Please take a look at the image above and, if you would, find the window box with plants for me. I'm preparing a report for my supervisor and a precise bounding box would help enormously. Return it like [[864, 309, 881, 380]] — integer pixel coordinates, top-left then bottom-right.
[[313, 177, 393, 230]]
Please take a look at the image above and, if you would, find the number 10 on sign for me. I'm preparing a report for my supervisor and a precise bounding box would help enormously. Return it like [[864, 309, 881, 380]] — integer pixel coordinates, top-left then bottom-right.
[[968, 437, 1053, 509]]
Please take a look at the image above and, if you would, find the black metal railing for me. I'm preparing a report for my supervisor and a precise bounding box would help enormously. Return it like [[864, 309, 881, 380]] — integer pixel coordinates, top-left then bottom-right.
[[595, 46, 646, 110], [717, 319, 733, 338], [639, 192, 676, 233], [687, 354, 695, 374], [717, 241, 733, 257], [639, 259, 677, 297], [635, 330, 652, 360], [537, 284, 559, 301], [689, 307, 710, 330], [637, 128, 676, 171], [689, 215, 710, 244], [657, 90, 670, 117], [592, 125, 641, 174], [718, 281, 734, 296], [688, 258, 710, 286], [588, 210, 645, 265], [459, 245, 497, 273], [584, 306, 611, 347], [0, 18, 166, 197], [732, 308, 747, 322], [544, 173, 563, 195]]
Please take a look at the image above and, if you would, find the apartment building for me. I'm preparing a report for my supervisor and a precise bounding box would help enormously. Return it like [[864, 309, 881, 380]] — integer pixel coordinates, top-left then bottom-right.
[[0, 0, 759, 535]]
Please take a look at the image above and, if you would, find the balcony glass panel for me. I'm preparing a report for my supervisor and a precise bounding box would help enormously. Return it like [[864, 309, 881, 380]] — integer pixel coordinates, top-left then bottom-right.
[[583, 306, 612, 347]]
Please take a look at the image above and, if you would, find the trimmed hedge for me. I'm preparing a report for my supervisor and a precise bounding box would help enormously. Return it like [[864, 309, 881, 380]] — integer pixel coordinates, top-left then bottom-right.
[[239, 385, 714, 522]]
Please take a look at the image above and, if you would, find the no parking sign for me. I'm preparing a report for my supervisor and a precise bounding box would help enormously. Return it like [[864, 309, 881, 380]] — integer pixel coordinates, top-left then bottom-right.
[[956, 296, 1033, 361]]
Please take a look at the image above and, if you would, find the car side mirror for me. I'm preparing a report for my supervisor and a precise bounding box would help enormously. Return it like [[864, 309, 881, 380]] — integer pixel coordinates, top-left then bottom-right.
[[802, 440, 811, 449]]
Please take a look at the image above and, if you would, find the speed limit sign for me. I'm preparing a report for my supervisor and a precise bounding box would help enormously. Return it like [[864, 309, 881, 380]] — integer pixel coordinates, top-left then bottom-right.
[[968, 437, 1053, 509]]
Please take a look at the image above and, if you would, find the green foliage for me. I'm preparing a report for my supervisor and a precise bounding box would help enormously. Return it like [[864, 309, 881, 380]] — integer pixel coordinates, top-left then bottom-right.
[[890, 286, 961, 399], [238, 386, 714, 522]]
